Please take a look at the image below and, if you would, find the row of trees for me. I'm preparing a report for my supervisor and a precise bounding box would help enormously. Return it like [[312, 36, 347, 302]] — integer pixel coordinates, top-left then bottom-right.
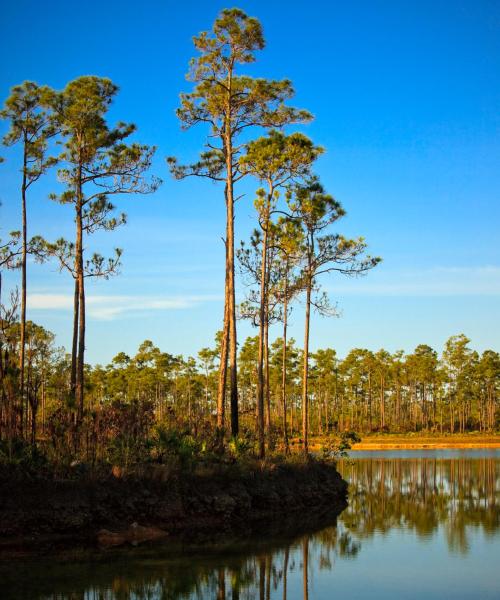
[[68, 333, 500, 438], [0, 312, 497, 464]]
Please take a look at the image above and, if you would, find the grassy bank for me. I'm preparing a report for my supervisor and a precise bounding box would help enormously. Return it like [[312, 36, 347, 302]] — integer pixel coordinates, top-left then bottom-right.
[[299, 432, 500, 451]]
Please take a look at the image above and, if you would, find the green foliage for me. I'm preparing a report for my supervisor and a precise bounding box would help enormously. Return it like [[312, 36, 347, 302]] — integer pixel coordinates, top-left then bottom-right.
[[240, 130, 322, 190], [169, 7, 312, 185], [0, 438, 49, 473], [228, 432, 255, 459], [46, 75, 160, 277], [107, 433, 150, 470], [151, 425, 203, 467], [321, 431, 362, 461], [1, 80, 58, 182]]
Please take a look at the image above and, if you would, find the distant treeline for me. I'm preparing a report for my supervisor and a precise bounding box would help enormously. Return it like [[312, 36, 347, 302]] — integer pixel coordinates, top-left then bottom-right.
[[0, 316, 498, 467]]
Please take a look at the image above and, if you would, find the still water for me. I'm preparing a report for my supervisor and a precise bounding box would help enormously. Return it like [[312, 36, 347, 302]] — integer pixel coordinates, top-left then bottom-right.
[[2, 449, 499, 599]]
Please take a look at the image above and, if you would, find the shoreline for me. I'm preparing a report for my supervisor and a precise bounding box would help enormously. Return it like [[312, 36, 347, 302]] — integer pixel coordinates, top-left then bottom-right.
[[301, 434, 500, 452], [351, 443, 500, 450], [0, 460, 347, 557], [352, 434, 500, 450]]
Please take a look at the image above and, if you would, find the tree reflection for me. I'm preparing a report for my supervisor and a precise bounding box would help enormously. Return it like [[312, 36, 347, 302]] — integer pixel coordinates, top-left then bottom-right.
[[338, 456, 499, 555], [6, 456, 498, 599]]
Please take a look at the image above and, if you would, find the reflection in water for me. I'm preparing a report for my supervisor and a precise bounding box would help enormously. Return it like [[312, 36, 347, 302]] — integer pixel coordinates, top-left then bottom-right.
[[2, 454, 499, 599], [339, 456, 499, 554]]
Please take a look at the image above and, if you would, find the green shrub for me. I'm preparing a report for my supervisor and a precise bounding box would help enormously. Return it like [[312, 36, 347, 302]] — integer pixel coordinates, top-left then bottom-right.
[[151, 425, 202, 467], [321, 430, 361, 461]]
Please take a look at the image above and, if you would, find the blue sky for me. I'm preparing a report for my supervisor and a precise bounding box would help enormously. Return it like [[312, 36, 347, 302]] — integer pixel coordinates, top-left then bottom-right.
[[1, 0, 499, 364]]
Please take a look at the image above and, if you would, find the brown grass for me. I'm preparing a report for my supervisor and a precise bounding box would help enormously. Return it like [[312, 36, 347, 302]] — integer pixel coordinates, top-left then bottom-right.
[[351, 434, 500, 450], [299, 433, 500, 451]]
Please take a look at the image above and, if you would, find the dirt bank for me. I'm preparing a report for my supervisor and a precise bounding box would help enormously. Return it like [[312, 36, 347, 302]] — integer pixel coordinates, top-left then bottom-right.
[[0, 460, 347, 555]]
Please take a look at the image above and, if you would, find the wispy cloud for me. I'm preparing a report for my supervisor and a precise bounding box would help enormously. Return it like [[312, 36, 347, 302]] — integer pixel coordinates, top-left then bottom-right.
[[28, 293, 222, 320], [22, 266, 500, 323], [327, 266, 500, 296]]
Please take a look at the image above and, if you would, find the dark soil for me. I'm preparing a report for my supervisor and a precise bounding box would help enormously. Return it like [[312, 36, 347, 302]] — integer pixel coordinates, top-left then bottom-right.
[[0, 459, 347, 556]]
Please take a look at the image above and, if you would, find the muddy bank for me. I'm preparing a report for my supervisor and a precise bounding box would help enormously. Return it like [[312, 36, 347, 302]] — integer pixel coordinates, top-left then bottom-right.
[[0, 460, 347, 555]]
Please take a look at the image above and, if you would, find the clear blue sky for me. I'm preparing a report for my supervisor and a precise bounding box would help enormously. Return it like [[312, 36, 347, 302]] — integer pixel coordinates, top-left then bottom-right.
[[1, 0, 499, 364]]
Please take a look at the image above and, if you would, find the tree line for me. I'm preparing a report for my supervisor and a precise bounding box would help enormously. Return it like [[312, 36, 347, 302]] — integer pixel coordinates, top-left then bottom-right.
[[0, 317, 498, 465], [0, 9, 497, 466]]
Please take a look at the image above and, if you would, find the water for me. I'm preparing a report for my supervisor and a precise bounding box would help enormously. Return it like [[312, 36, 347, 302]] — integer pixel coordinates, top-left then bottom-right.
[[2, 449, 499, 599]]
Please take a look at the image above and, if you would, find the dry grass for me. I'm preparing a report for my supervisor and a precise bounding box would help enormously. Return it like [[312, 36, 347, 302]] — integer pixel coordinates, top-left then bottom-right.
[[351, 434, 500, 450], [299, 433, 500, 451]]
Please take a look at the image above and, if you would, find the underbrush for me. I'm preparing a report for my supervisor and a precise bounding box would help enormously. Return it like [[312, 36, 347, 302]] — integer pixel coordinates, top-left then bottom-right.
[[0, 425, 343, 482]]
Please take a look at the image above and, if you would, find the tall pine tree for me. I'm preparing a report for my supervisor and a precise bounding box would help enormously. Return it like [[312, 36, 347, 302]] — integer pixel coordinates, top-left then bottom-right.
[[169, 8, 311, 438]]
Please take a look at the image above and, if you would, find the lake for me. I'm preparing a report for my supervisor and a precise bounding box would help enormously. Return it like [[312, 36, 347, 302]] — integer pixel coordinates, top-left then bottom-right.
[[2, 449, 499, 599]]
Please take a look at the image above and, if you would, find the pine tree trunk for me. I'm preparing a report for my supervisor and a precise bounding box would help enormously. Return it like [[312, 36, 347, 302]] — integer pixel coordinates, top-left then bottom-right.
[[302, 537, 309, 600], [264, 232, 272, 448], [77, 255, 85, 423], [256, 216, 268, 458], [216, 245, 229, 434], [283, 546, 289, 600], [217, 568, 225, 600], [368, 372, 372, 431], [380, 374, 385, 429], [259, 557, 265, 600], [75, 166, 85, 425], [281, 277, 289, 453], [19, 142, 28, 439], [302, 280, 311, 454], [396, 384, 401, 430], [223, 110, 239, 438], [70, 277, 79, 404], [265, 296, 271, 448], [30, 398, 36, 448]]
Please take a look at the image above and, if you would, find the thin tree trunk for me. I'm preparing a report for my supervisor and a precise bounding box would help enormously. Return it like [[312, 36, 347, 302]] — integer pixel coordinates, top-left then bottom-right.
[[77, 265, 85, 422], [75, 169, 85, 424], [264, 299, 271, 448], [225, 121, 239, 438], [259, 557, 265, 600], [30, 398, 37, 448], [70, 277, 79, 404], [302, 537, 309, 600], [217, 568, 226, 600], [325, 391, 329, 433], [19, 142, 28, 440], [217, 249, 229, 435], [368, 372, 372, 431], [265, 555, 271, 600], [283, 546, 289, 600], [256, 215, 268, 458], [302, 281, 311, 455], [396, 384, 401, 430], [281, 276, 289, 454], [380, 373, 385, 429]]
